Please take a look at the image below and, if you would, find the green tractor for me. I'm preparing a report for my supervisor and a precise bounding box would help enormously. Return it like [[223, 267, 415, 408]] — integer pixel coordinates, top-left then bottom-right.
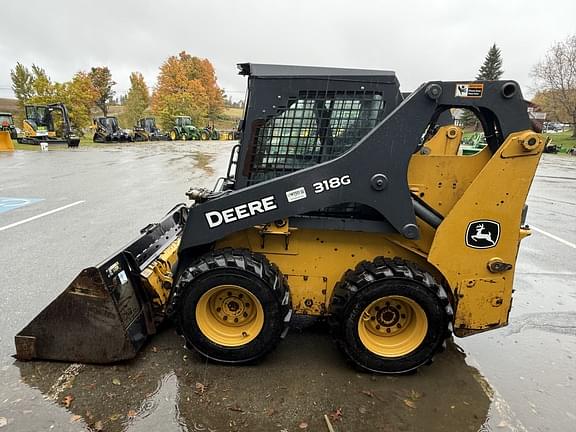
[[170, 116, 201, 141], [200, 123, 221, 140]]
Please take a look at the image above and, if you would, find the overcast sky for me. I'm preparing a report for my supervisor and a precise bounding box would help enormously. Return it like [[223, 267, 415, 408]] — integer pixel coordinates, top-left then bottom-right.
[[1, 0, 575, 101]]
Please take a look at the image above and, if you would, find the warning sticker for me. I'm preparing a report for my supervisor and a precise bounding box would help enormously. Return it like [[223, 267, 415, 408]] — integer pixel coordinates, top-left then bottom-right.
[[455, 83, 484, 98], [286, 187, 307, 203]]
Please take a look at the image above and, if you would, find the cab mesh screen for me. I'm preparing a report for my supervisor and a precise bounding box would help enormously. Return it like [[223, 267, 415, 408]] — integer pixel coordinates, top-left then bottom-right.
[[247, 90, 385, 185]]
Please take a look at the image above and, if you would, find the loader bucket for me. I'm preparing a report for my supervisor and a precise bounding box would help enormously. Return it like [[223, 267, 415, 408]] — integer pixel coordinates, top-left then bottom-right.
[[0, 130, 14, 151], [15, 204, 188, 364]]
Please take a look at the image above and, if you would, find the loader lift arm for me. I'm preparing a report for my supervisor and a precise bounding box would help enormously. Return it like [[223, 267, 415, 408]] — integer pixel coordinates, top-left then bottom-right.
[[179, 81, 531, 254]]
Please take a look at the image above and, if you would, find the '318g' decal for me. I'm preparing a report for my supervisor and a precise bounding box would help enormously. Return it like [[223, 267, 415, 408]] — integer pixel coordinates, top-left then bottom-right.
[[313, 175, 351, 194]]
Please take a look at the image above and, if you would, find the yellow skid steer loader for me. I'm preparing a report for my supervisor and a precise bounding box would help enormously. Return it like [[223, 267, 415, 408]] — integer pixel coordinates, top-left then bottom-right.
[[15, 64, 544, 374]]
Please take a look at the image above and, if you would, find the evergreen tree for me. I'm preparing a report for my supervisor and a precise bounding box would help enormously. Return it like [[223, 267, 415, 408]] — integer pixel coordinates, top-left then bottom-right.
[[462, 44, 504, 129], [476, 44, 504, 80]]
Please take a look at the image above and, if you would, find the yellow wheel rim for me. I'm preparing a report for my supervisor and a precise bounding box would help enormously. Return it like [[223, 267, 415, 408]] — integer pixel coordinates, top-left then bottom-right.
[[358, 296, 428, 358], [196, 285, 264, 347], [170, 131, 177, 140]]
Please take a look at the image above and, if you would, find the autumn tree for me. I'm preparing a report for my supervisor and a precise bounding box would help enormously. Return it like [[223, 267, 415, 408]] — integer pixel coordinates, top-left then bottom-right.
[[66, 72, 99, 129], [122, 72, 150, 127], [151, 52, 224, 129], [9, 63, 97, 131], [10, 63, 34, 106], [89, 66, 116, 116], [532, 34, 576, 137]]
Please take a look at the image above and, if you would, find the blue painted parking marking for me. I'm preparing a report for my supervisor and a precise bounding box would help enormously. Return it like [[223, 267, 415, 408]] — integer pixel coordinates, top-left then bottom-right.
[[0, 197, 44, 214]]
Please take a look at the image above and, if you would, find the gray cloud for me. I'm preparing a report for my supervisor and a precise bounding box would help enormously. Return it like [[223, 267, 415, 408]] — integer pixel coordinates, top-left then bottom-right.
[[1, 0, 574, 100]]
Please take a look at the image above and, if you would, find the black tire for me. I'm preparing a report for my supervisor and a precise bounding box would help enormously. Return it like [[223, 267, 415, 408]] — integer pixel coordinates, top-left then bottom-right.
[[200, 131, 209, 140], [176, 248, 291, 364], [330, 257, 453, 374]]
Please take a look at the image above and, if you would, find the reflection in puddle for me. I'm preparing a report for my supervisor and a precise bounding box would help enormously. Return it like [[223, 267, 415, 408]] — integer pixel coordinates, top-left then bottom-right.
[[126, 372, 189, 432], [14, 329, 515, 432]]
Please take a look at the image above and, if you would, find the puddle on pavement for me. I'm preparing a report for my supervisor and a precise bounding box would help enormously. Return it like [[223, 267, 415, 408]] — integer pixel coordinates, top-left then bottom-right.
[[190, 153, 215, 176], [11, 324, 517, 432]]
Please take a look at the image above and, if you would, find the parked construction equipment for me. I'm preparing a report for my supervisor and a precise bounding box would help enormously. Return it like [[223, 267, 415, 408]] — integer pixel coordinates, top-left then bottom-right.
[[170, 116, 202, 140], [200, 123, 220, 140], [0, 130, 14, 151], [0, 112, 17, 139], [93, 116, 133, 143], [133, 117, 169, 141], [17, 103, 80, 147], [15, 64, 544, 374]]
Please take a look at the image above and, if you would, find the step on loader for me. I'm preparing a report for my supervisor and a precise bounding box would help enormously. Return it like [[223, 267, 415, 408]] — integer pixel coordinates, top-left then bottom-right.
[[15, 64, 544, 374]]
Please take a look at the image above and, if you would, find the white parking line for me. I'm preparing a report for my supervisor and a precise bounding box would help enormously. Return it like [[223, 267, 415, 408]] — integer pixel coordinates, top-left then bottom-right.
[[531, 226, 576, 250], [0, 200, 85, 232]]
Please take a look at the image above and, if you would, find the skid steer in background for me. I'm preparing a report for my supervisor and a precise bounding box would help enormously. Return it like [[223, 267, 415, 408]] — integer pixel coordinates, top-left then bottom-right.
[[93, 116, 133, 143], [15, 64, 544, 374], [17, 103, 80, 147], [133, 117, 169, 141]]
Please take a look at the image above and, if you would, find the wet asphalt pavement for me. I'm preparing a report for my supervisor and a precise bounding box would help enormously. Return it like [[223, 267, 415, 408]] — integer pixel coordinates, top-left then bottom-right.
[[0, 143, 574, 432]]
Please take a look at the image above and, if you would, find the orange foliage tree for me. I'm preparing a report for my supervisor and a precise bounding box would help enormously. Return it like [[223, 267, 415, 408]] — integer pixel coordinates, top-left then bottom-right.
[[151, 52, 224, 129]]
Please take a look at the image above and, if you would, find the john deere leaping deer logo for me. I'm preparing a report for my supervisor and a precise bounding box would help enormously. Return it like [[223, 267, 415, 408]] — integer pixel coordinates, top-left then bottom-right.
[[466, 220, 500, 249]]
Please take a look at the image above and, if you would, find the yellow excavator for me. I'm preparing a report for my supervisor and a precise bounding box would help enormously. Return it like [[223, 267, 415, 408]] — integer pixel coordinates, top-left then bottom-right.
[[15, 64, 544, 374], [17, 103, 80, 147]]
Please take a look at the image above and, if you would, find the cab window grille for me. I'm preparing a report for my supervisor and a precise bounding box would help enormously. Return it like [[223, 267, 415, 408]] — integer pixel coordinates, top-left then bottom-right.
[[247, 90, 384, 185]]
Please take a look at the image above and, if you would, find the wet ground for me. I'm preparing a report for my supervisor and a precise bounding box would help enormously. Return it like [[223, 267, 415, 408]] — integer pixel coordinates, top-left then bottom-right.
[[0, 143, 574, 431]]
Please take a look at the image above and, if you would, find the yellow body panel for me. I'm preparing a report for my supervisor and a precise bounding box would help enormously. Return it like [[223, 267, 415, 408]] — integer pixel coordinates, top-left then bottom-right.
[[427, 131, 543, 334], [140, 238, 180, 309], [214, 128, 544, 337], [23, 120, 37, 137], [22, 120, 56, 138], [0, 131, 14, 152], [216, 228, 433, 316]]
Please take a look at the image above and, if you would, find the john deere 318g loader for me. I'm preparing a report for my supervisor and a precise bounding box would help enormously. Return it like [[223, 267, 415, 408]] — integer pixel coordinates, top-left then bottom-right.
[[15, 64, 544, 374]]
